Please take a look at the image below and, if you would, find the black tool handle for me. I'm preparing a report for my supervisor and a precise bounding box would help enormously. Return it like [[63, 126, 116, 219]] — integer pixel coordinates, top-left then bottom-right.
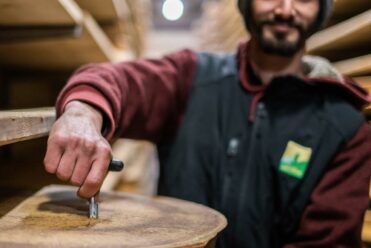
[[108, 159, 124, 172]]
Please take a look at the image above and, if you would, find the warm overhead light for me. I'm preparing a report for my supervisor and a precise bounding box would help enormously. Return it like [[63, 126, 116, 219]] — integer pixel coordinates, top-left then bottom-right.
[[162, 0, 184, 21]]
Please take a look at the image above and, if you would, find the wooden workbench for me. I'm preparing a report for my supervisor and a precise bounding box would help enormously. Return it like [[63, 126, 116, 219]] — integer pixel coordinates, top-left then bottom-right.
[[0, 185, 227, 247]]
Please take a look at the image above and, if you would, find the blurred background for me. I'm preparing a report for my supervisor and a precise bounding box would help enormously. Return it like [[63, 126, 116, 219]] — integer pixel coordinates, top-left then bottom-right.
[[0, 0, 370, 245]]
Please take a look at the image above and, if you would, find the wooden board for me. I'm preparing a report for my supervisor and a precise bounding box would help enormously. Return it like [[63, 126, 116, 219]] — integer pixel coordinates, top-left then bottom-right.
[[363, 210, 371, 243], [75, 0, 127, 24], [0, 185, 227, 248], [307, 9, 371, 61], [331, 0, 371, 22], [0, 0, 83, 26], [0, 13, 132, 70], [356, 76, 371, 92], [0, 107, 55, 146], [334, 54, 371, 77], [0, 26, 82, 42]]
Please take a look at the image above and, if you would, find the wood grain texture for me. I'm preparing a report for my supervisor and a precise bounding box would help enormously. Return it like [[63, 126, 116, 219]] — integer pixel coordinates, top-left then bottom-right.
[[0, 0, 83, 26], [0, 185, 227, 248], [0, 107, 55, 147], [307, 9, 371, 60], [0, 13, 133, 70]]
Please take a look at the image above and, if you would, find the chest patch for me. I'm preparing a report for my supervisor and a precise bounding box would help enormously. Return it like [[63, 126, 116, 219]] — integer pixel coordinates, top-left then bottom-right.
[[279, 141, 312, 179]]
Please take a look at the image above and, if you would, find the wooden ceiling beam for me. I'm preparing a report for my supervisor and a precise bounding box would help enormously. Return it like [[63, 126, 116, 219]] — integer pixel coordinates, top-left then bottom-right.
[[0, 0, 83, 27], [307, 9, 371, 60], [334, 54, 371, 77]]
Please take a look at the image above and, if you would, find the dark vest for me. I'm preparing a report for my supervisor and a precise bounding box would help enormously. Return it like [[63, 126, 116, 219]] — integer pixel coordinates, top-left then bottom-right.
[[157, 53, 364, 248]]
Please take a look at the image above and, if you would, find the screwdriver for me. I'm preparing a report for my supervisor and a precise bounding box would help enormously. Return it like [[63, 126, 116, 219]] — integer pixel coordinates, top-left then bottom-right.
[[89, 159, 124, 219]]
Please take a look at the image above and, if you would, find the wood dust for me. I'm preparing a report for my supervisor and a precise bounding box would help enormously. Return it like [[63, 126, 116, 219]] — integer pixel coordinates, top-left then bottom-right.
[[22, 213, 109, 230]]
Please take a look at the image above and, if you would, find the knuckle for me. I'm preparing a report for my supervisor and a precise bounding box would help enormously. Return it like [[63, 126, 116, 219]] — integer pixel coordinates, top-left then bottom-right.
[[68, 135, 81, 148], [85, 177, 101, 189], [83, 140, 96, 153], [77, 190, 91, 199], [44, 158, 56, 173], [56, 170, 71, 181], [97, 143, 111, 155], [49, 133, 68, 146], [44, 164, 56, 174], [70, 177, 82, 186]]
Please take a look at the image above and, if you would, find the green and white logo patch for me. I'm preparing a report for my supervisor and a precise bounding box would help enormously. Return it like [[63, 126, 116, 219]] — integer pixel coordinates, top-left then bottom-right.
[[279, 141, 312, 179]]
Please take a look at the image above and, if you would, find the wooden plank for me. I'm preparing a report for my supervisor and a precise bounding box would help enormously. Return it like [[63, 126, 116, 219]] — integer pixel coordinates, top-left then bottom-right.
[[75, 0, 127, 24], [0, 185, 226, 247], [334, 54, 371, 77], [364, 210, 371, 243], [0, 0, 83, 26], [356, 76, 371, 116], [0, 13, 133, 70], [331, 0, 371, 21], [307, 9, 371, 60], [356, 76, 371, 92], [0, 107, 55, 147], [0, 26, 82, 42]]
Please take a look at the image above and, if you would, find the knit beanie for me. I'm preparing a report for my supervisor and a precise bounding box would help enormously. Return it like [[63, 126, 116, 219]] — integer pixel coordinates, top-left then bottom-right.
[[238, 0, 333, 34]]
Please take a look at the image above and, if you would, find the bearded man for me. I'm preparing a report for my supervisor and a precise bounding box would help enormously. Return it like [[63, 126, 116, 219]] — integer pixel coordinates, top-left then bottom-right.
[[44, 0, 371, 247]]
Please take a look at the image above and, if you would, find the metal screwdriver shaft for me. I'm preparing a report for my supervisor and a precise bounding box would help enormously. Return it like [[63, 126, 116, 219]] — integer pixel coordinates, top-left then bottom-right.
[[89, 159, 124, 219]]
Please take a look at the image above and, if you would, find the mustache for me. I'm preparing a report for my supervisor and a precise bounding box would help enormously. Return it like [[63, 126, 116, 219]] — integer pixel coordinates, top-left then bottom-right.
[[258, 16, 305, 33]]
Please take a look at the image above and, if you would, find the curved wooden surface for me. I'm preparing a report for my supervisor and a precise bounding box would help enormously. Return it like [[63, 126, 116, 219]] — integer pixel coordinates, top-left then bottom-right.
[[0, 185, 227, 248]]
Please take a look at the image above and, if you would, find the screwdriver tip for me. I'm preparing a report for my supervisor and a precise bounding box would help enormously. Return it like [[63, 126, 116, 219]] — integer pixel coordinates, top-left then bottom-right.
[[89, 196, 99, 219]]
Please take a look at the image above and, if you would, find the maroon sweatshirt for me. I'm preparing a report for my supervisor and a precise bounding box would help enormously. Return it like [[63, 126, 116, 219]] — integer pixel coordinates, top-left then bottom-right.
[[57, 42, 371, 247]]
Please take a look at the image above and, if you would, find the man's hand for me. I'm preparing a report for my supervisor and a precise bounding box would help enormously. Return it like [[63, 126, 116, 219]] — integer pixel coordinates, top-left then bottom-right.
[[44, 101, 112, 198]]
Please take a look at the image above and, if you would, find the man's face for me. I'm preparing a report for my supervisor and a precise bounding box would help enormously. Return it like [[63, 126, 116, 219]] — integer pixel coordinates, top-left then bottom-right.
[[251, 0, 320, 56]]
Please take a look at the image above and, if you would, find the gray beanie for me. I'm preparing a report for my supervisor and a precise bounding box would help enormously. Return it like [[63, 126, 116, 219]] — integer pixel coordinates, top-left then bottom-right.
[[238, 0, 333, 34]]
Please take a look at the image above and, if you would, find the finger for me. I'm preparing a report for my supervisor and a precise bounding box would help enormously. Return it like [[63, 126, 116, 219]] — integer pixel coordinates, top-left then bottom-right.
[[78, 150, 111, 198], [70, 155, 92, 187], [44, 135, 64, 174], [56, 149, 77, 181]]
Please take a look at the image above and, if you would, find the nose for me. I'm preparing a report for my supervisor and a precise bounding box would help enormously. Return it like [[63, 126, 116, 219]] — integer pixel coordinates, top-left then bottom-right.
[[274, 0, 295, 19]]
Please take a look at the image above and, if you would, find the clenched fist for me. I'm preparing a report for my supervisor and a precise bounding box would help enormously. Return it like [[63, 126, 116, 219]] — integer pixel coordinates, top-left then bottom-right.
[[44, 101, 112, 198]]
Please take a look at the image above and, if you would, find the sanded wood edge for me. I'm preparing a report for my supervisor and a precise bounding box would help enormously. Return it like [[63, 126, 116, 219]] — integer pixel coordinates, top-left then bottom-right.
[[59, 0, 84, 25], [307, 9, 371, 52], [334, 54, 371, 76], [75, 0, 119, 23], [0, 107, 55, 147]]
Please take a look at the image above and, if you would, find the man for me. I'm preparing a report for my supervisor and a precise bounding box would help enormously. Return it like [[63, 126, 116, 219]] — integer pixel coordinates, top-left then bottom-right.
[[44, 0, 371, 247]]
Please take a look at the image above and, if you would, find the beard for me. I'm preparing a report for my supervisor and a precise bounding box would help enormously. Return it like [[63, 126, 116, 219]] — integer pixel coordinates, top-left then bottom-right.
[[251, 15, 311, 57]]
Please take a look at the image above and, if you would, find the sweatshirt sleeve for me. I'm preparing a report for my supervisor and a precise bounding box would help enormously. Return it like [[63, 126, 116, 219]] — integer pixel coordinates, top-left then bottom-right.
[[56, 49, 198, 142], [284, 122, 371, 248]]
